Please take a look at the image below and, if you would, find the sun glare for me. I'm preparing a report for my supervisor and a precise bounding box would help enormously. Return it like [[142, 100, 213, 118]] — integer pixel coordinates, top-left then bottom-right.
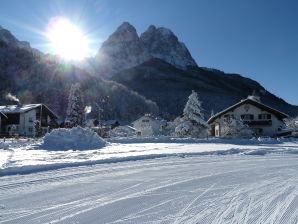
[[46, 17, 90, 60]]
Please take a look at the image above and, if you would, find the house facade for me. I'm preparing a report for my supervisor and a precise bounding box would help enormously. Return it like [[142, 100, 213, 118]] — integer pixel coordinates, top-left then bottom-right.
[[0, 104, 58, 137], [132, 115, 167, 136], [208, 96, 288, 137]]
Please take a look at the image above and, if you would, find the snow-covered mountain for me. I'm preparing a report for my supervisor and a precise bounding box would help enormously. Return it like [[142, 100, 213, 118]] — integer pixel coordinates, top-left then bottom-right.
[[94, 22, 197, 78], [0, 25, 158, 121], [0, 23, 297, 121]]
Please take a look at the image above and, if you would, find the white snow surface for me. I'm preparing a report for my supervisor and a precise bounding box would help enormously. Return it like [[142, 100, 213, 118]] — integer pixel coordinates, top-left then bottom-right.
[[0, 137, 298, 223], [40, 127, 107, 151]]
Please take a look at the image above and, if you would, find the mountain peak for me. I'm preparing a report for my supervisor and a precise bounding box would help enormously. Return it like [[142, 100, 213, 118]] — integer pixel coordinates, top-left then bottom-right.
[[146, 25, 157, 33], [95, 22, 197, 78], [105, 22, 139, 43], [117, 22, 136, 32], [140, 25, 197, 69]]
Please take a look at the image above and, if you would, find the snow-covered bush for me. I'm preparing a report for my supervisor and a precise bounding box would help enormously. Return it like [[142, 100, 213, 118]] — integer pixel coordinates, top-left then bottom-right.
[[175, 91, 209, 138], [221, 118, 253, 138], [285, 116, 298, 131], [65, 83, 85, 127], [41, 127, 107, 150]]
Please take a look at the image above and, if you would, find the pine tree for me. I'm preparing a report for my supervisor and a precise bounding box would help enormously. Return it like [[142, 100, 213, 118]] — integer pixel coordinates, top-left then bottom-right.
[[175, 91, 209, 138], [65, 83, 85, 127]]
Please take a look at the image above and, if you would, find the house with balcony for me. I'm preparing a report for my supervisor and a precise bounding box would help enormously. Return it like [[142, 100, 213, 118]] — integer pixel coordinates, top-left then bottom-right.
[[0, 104, 58, 137], [208, 95, 288, 137]]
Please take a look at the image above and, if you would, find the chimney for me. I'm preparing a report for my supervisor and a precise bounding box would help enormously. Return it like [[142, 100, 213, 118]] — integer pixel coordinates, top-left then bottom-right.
[[247, 90, 261, 102]]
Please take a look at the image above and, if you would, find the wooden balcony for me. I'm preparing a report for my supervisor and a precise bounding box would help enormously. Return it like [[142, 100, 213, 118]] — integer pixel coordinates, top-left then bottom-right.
[[243, 120, 272, 126]]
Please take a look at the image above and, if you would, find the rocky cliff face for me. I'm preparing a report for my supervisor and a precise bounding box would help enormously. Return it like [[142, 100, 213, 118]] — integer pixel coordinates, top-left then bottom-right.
[[94, 22, 197, 78], [140, 25, 197, 69]]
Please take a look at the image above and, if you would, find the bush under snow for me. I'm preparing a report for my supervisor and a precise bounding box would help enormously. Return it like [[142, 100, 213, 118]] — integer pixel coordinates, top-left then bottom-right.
[[41, 127, 107, 151]]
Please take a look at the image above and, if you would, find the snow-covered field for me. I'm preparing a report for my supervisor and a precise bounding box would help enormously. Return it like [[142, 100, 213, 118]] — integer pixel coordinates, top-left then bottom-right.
[[0, 137, 298, 223]]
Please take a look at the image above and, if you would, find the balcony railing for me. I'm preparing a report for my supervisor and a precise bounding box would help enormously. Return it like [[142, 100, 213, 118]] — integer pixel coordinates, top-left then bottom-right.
[[242, 120, 272, 126]]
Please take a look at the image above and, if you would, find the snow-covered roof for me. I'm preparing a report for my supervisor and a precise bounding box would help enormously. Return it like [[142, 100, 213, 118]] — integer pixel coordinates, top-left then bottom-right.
[[208, 98, 288, 124], [0, 104, 41, 113], [0, 104, 58, 119]]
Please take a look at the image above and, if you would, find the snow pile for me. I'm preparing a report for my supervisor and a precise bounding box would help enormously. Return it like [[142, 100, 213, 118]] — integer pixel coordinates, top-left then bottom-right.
[[41, 127, 107, 151]]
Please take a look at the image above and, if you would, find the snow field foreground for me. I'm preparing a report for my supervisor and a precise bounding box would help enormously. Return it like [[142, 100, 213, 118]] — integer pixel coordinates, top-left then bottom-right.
[[1, 138, 298, 175], [0, 155, 297, 223]]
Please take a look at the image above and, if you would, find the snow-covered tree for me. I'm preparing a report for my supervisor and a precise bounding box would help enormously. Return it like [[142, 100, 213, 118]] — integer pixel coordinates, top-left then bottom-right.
[[285, 116, 298, 131], [221, 118, 253, 138], [175, 91, 209, 138], [65, 83, 85, 127]]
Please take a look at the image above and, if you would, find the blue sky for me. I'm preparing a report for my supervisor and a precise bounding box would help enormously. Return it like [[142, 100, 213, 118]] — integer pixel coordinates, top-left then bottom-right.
[[0, 0, 297, 105]]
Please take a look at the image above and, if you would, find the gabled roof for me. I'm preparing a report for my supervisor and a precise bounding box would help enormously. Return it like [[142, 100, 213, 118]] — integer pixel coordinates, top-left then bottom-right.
[[208, 98, 288, 124], [0, 104, 58, 119]]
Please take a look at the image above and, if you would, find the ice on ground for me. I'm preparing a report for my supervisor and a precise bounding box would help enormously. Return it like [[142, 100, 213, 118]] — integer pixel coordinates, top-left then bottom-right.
[[40, 127, 107, 151]]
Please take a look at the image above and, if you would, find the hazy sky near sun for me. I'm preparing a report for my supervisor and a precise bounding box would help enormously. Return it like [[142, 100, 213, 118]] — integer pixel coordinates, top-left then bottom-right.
[[0, 0, 297, 105]]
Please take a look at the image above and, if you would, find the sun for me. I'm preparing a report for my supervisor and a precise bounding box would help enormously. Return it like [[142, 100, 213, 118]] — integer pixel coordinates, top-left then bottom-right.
[[46, 17, 90, 60]]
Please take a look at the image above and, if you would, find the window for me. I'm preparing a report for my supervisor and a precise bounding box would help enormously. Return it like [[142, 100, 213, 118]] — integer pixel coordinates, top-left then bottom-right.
[[28, 117, 33, 122], [28, 127, 33, 132], [258, 114, 271, 120], [241, 114, 254, 120], [223, 114, 235, 121], [142, 119, 150, 123]]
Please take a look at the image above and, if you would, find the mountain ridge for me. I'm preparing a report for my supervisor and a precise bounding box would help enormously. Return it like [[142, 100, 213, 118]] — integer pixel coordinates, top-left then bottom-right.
[[111, 58, 298, 119]]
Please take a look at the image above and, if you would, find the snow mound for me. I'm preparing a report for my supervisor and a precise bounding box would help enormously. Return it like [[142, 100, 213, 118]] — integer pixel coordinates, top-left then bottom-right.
[[41, 127, 107, 151]]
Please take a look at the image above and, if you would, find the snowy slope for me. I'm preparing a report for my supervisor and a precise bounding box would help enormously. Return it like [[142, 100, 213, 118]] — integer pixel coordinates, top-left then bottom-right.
[[0, 151, 297, 223]]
